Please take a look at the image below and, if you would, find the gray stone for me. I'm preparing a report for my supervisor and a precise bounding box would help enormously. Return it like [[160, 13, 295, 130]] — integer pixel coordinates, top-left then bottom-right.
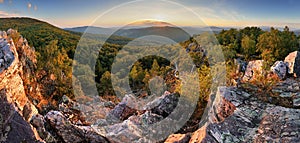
[[45, 111, 108, 143], [188, 86, 300, 143], [0, 38, 7, 47], [279, 92, 293, 98], [284, 51, 300, 77], [234, 58, 247, 73], [271, 61, 288, 79], [0, 41, 15, 71], [0, 90, 40, 143], [0, 59, 4, 67], [0, 31, 7, 39], [243, 60, 264, 81], [293, 98, 300, 107]]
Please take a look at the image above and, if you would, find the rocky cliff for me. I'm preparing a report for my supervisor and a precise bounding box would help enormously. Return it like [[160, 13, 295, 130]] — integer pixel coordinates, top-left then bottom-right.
[[0, 30, 44, 142], [1, 29, 300, 143], [167, 83, 300, 142], [0, 30, 110, 142]]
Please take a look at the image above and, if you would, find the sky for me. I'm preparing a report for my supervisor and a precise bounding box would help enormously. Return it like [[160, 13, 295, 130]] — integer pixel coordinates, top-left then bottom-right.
[[1, 0, 300, 28]]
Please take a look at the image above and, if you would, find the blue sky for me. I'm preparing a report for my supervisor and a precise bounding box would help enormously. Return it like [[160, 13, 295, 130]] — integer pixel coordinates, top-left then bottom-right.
[[1, 0, 300, 28]]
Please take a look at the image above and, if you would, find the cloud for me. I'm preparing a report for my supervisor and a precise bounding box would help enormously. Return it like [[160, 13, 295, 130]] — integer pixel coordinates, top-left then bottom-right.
[[0, 0, 4, 4], [27, 2, 32, 9], [0, 10, 18, 17], [34, 5, 37, 11]]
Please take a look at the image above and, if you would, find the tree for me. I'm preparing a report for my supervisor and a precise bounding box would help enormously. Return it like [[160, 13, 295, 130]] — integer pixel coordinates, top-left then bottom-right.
[[150, 59, 160, 76], [241, 35, 256, 61], [282, 26, 299, 56], [217, 28, 242, 52], [99, 71, 114, 96], [257, 26, 299, 66], [143, 70, 151, 88], [37, 40, 73, 98]]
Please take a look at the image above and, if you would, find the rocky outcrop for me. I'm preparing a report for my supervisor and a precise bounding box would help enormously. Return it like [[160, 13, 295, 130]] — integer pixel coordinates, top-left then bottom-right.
[[167, 80, 300, 143], [45, 111, 108, 143], [0, 33, 43, 142], [284, 51, 300, 77], [0, 30, 111, 143], [241, 51, 300, 81], [272, 78, 300, 108], [1, 28, 300, 143], [94, 92, 180, 143], [242, 60, 263, 82]]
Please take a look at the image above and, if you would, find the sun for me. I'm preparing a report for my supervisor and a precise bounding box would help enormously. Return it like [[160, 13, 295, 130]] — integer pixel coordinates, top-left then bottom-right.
[[153, 14, 167, 22]]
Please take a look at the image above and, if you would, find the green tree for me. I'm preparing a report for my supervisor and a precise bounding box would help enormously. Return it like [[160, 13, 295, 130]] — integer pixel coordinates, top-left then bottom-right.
[[241, 35, 256, 61], [99, 71, 114, 96], [143, 69, 151, 88], [150, 59, 160, 76], [257, 26, 299, 66], [282, 26, 299, 56]]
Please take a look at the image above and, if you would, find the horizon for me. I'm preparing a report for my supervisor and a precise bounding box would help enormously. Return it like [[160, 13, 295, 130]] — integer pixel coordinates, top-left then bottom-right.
[[1, 0, 300, 29], [2, 17, 300, 31]]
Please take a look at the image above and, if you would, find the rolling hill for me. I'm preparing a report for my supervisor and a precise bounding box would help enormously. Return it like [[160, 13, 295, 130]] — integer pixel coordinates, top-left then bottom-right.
[[0, 17, 80, 54], [64, 26, 116, 35], [65, 25, 230, 43]]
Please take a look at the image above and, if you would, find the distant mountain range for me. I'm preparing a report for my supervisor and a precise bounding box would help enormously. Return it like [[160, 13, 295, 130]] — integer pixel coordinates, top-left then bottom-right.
[[65, 25, 231, 35], [64, 25, 233, 43], [65, 21, 300, 41]]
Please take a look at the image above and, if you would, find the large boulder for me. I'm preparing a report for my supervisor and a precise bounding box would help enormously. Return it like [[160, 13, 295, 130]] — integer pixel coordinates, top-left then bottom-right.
[[284, 51, 300, 77], [271, 61, 288, 80], [242, 60, 264, 81]]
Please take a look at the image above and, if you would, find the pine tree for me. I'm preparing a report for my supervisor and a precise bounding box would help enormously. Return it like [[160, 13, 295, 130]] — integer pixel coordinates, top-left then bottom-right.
[[150, 59, 160, 76]]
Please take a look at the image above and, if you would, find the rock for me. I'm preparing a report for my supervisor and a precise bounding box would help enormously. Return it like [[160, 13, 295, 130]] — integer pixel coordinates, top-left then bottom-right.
[[45, 111, 108, 143], [6, 28, 16, 35], [93, 92, 181, 142], [150, 93, 179, 117], [234, 58, 247, 74], [0, 31, 7, 39], [0, 89, 40, 143], [61, 93, 118, 126], [106, 101, 137, 124], [243, 60, 264, 81], [165, 133, 191, 143], [0, 35, 46, 142], [59, 95, 113, 125], [279, 92, 293, 98], [0, 59, 4, 67], [168, 86, 300, 142], [105, 94, 139, 124], [2, 28, 300, 143], [284, 51, 300, 77], [0, 38, 7, 47], [0, 39, 15, 72], [271, 61, 288, 79], [30, 114, 57, 142], [293, 98, 300, 107]]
